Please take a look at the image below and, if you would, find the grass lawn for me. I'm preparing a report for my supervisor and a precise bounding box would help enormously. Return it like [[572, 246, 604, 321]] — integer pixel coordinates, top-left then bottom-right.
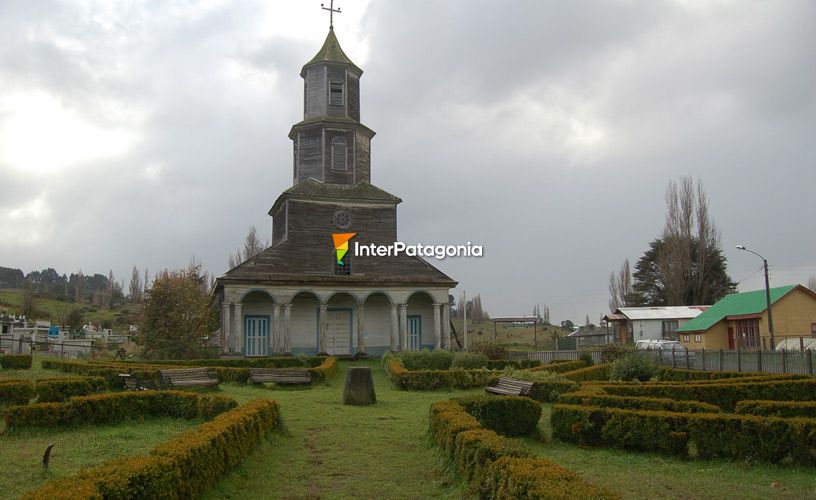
[[0, 418, 199, 497], [207, 360, 480, 499], [528, 404, 816, 499]]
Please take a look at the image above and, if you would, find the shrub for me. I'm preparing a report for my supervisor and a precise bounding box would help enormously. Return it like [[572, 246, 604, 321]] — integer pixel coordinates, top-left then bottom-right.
[[736, 400, 816, 418], [4, 391, 237, 430], [530, 360, 587, 373], [457, 395, 541, 436], [597, 378, 816, 410], [609, 354, 656, 381], [398, 349, 454, 370], [386, 357, 500, 390], [557, 391, 720, 413], [484, 359, 540, 370], [551, 403, 816, 466], [469, 340, 509, 360], [598, 343, 635, 363], [564, 364, 611, 382], [451, 352, 489, 369], [0, 380, 35, 406], [429, 399, 618, 499], [35, 377, 107, 403], [23, 399, 279, 500], [0, 354, 33, 370], [579, 352, 594, 366], [309, 356, 338, 382]]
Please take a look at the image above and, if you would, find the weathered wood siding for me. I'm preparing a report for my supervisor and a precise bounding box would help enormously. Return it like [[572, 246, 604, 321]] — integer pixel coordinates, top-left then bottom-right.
[[291, 295, 319, 350], [347, 71, 360, 121], [297, 130, 323, 182], [324, 129, 354, 184], [304, 67, 326, 119], [326, 66, 347, 117], [355, 131, 371, 183]]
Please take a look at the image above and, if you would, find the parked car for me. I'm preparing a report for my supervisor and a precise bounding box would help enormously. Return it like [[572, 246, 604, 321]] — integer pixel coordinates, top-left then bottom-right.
[[636, 339, 694, 362]]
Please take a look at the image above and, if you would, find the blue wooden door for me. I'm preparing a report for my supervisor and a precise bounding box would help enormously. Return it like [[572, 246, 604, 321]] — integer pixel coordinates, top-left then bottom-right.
[[407, 315, 421, 350], [244, 316, 269, 356]]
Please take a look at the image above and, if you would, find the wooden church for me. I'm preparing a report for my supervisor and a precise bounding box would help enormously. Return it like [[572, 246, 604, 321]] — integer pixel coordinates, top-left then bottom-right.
[[214, 26, 457, 357]]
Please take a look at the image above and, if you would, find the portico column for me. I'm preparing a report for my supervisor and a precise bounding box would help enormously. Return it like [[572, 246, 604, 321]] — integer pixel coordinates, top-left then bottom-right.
[[283, 303, 292, 353], [442, 303, 451, 349], [272, 303, 281, 354], [319, 304, 328, 353], [222, 302, 231, 354], [433, 303, 442, 350], [399, 304, 408, 351], [390, 304, 399, 351], [234, 303, 244, 355], [357, 305, 366, 354]]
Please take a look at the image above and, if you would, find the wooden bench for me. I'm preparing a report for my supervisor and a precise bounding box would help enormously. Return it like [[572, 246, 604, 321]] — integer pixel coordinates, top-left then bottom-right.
[[119, 373, 156, 391], [249, 368, 312, 386], [159, 367, 219, 390], [485, 377, 534, 397]]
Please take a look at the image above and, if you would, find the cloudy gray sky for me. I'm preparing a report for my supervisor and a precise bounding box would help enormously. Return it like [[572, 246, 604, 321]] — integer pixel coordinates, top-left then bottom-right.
[[1, 0, 814, 323]]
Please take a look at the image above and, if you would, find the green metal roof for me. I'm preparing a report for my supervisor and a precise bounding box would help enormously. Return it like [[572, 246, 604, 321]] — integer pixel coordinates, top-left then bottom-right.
[[302, 28, 361, 75], [677, 285, 797, 332]]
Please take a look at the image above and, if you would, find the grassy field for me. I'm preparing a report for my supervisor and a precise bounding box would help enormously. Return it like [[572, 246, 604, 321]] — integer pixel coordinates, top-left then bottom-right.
[[450, 318, 564, 350], [529, 404, 816, 500], [0, 418, 198, 497], [0, 288, 139, 326]]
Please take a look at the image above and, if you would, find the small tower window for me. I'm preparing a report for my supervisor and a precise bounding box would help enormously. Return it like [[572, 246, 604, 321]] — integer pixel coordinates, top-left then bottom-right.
[[331, 137, 347, 170], [330, 82, 344, 106]]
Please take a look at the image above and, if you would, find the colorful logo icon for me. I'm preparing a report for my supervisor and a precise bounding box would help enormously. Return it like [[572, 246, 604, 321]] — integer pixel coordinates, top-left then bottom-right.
[[332, 233, 357, 265]]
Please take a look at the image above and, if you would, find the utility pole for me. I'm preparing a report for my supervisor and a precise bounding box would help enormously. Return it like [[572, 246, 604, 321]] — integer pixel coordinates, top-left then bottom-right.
[[737, 245, 775, 349]]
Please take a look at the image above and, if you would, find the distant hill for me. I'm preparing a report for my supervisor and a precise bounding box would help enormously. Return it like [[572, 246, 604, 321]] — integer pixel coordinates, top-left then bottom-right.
[[0, 266, 124, 307]]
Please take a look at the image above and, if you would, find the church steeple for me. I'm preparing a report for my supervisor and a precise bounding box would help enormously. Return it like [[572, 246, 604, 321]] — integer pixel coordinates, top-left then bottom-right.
[[289, 28, 374, 186]]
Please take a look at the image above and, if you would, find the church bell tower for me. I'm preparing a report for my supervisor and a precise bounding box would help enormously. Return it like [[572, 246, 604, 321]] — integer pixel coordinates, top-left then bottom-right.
[[289, 27, 375, 186]]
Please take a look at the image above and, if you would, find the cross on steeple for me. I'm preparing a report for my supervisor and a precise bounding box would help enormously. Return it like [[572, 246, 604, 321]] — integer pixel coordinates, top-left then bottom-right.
[[321, 0, 341, 29]]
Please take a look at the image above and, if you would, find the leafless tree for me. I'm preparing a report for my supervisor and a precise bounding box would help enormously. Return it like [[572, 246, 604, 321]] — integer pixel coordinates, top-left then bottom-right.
[[608, 259, 632, 311], [129, 266, 143, 303], [228, 226, 268, 269]]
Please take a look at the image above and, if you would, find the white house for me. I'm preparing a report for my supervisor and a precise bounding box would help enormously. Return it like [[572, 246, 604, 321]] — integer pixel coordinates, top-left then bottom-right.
[[603, 306, 710, 343]]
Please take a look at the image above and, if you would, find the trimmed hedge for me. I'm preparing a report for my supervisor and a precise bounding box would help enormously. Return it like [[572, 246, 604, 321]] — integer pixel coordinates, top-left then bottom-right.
[[551, 403, 816, 465], [528, 380, 580, 403], [657, 367, 774, 381], [0, 380, 35, 406], [556, 391, 721, 413], [456, 395, 541, 436], [564, 364, 611, 381], [386, 358, 500, 390], [736, 400, 816, 418], [530, 360, 588, 374], [129, 356, 325, 368], [0, 354, 33, 369], [430, 399, 619, 498], [309, 356, 338, 382], [41, 359, 172, 388], [35, 376, 107, 403], [4, 391, 237, 430], [597, 378, 816, 410], [23, 398, 279, 499], [485, 359, 541, 370]]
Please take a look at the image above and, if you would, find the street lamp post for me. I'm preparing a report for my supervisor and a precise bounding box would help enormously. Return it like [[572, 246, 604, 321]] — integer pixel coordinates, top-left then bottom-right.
[[736, 245, 775, 349]]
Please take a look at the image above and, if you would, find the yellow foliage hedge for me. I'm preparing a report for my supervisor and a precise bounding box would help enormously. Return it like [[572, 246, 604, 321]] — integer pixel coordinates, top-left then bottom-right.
[[429, 399, 619, 498], [23, 398, 279, 499]]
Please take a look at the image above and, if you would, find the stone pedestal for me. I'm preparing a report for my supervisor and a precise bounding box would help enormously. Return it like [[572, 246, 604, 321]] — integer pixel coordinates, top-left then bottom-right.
[[342, 367, 376, 406]]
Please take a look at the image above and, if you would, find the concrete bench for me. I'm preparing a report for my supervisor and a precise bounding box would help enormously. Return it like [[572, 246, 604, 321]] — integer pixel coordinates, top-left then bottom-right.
[[249, 368, 312, 385], [485, 377, 534, 397], [159, 367, 219, 390]]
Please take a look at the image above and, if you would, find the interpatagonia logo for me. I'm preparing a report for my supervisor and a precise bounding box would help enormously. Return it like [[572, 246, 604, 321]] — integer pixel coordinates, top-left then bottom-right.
[[332, 232, 357, 265]]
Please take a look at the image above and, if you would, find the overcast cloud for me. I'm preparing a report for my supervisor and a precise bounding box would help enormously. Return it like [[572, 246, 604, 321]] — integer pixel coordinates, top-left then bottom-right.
[[1, 0, 814, 323]]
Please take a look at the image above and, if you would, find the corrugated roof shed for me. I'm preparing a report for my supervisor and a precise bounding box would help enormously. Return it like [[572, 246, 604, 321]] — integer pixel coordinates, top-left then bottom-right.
[[677, 285, 797, 332], [616, 306, 709, 321]]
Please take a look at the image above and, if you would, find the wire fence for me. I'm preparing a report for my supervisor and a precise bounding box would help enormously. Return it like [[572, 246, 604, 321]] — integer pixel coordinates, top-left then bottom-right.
[[0, 335, 126, 360], [511, 348, 815, 376]]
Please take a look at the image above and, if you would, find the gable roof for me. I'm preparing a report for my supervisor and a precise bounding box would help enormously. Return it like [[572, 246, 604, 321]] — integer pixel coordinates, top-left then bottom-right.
[[615, 306, 709, 321], [677, 285, 799, 332]]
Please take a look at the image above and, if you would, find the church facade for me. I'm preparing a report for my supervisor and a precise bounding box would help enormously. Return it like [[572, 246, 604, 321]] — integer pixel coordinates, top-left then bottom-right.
[[213, 28, 457, 357]]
